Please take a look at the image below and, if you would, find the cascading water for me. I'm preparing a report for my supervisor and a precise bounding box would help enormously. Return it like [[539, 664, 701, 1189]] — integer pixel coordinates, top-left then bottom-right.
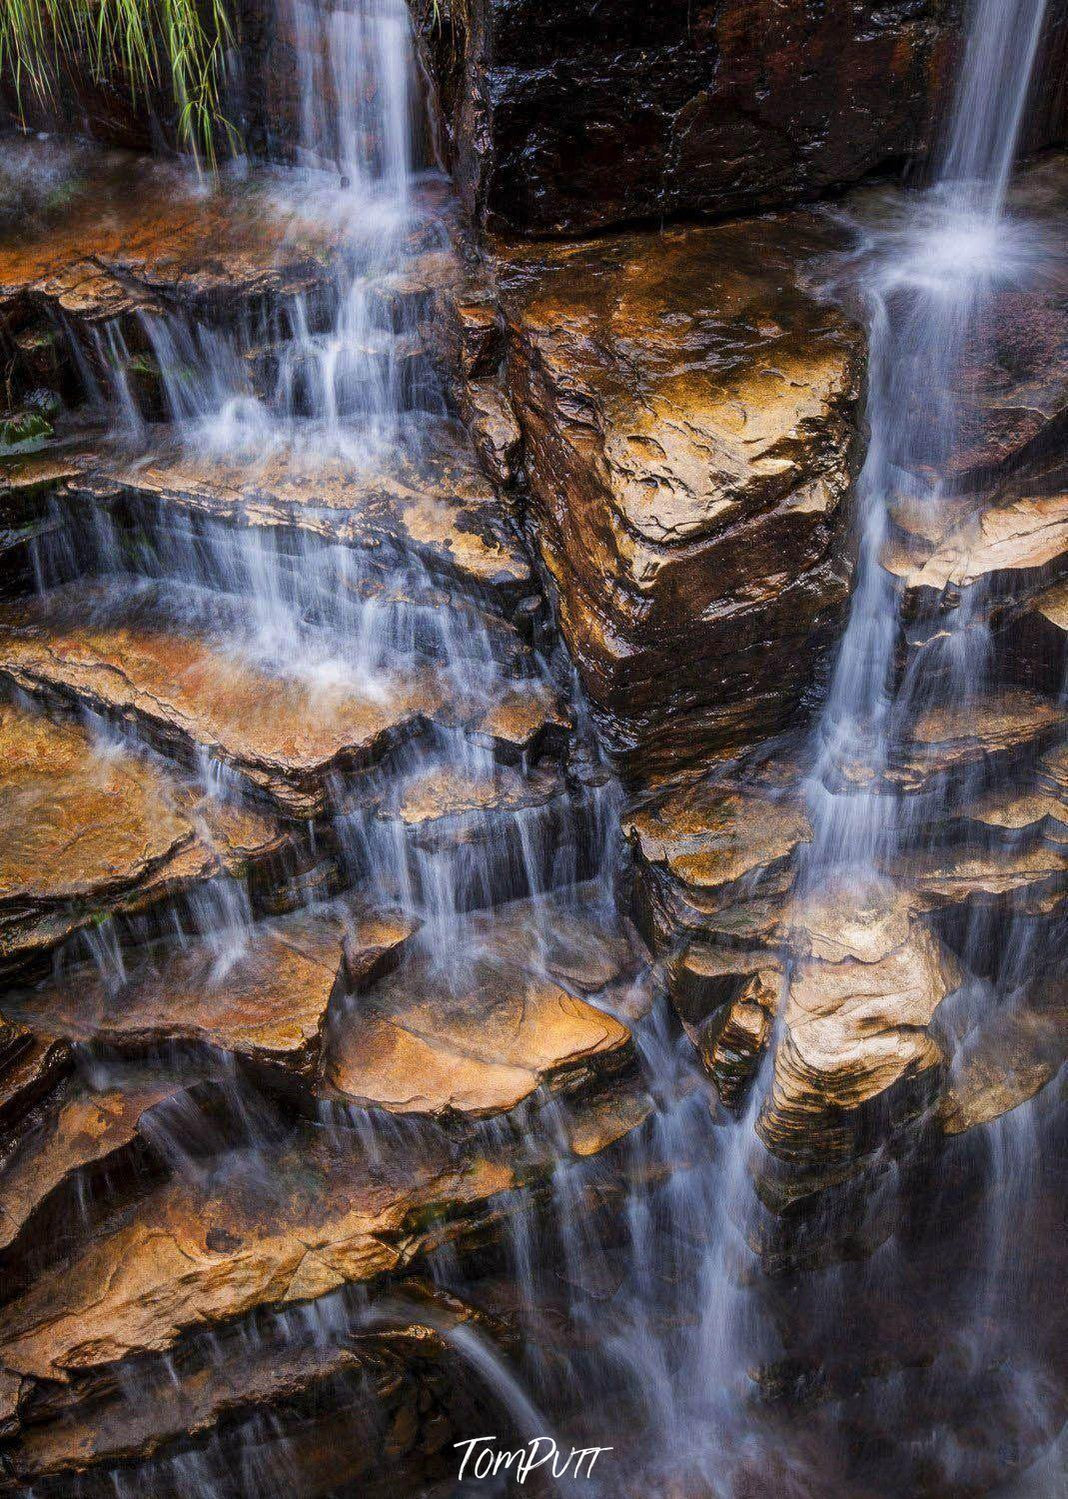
[[415, 0, 1066, 1493], [0, 0, 1062, 1493]]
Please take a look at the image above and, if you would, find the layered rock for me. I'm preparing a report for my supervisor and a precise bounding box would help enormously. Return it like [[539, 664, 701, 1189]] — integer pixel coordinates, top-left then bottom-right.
[[0, 581, 564, 817], [322, 898, 637, 1120], [759, 882, 962, 1166], [497, 213, 862, 783], [628, 770, 808, 1099], [6, 904, 415, 1082], [0, 702, 291, 977]]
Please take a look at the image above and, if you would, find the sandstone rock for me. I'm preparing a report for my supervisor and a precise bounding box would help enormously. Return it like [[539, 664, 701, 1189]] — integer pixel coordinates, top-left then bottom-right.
[[0, 1023, 72, 1136], [0, 1082, 182, 1273], [629, 780, 811, 922], [888, 489, 1068, 605], [0, 703, 288, 976], [938, 993, 1066, 1136], [760, 882, 962, 1165], [1, 1282, 493, 1491], [418, 0, 961, 236], [322, 902, 634, 1120], [0, 582, 564, 817], [0, 140, 343, 330], [889, 690, 1063, 793], [497, 214, 861, 782], [67, 424, 534, 608], [7, 904, 414, 1079], [696, 970, 778, 1110], [904, 840, 1068, 915], [628, 777, 806, 1067], [0, 1127, 513, 1384]]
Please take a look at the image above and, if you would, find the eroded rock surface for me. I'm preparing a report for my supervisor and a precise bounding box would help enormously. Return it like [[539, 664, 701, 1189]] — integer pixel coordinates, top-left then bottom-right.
[[323, 900, 635, 1120], [6, 904, 414, 1079], [0, 702, 289, 975], [760, 882, 962, 1166], [0, 582, 564, 816], [498, 214, 862, 783]]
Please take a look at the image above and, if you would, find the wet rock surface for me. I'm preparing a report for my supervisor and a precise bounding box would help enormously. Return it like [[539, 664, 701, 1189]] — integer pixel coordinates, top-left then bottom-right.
[[418, 0, 965, 237], [0, 580, 565, 816], [323, 897, 636, 1119], [6, 904, 414, 1079], [497, 213, 863, 784], [0, 702, 290, 977], [0, 52, 1065, 1499]]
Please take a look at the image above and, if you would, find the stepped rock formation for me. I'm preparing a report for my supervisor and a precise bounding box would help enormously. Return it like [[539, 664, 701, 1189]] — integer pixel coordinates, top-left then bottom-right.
[[494, 215, 863, 782], [0, 2, 1065, 1493]]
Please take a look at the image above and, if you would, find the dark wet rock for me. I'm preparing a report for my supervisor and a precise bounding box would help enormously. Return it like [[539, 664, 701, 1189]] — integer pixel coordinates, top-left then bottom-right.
[[938, 985, 1066, 1136], [322, 899, 635, 1121], [0, 1126, 513, 1385], [0, 702, 290, 977], [417, 0, 967, 237], [0, 582, 566, 817], [0, 1023, 72, 1137], [999, 578, 1068, 695], [497, 214, 862, 783], [947, 279, 1068, 485], [0, 1285, 498, 1494], [0, 1082, 184, 1278]]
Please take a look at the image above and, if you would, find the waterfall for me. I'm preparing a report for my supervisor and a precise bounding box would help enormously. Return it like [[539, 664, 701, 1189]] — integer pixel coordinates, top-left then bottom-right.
[[939, 0, 1051, 218], [0, 0, 1061, 1492], [805, 0, 1052, 881]]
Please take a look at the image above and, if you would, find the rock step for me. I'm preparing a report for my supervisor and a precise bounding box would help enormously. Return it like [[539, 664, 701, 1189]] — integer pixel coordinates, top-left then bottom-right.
[[937, 983, 1066, 1136], [336, 762, 600, 914], [0, 1079, 190, 1291], [0, 1123, 512, 1390], [0, 138, 458, 338], [4, 902, 416, 1088], [22, 424, 535, 612], [887, 688, 1064, 795], [885, 486, 1068, 609], [321, 892, 644, 1122], [0, 1067, 652, 1400], [242, 329, 440, 417], [1, 1283, 494, 1495], [0, 701, 296, 981], [0, 580, 568, 820]]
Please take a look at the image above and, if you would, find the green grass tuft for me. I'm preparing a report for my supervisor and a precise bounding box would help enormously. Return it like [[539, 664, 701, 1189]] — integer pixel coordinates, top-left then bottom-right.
[[0, 0, 236, 164]]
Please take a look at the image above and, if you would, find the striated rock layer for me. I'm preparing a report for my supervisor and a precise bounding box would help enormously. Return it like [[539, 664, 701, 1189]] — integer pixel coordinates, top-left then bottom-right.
[[497, 212, 863, 785]]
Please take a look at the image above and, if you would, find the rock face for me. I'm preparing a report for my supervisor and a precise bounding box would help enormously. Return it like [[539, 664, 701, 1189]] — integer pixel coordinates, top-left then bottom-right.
[[417, 0, 969, 236], [497, 213, 863, 784], [0, 702, 291, 977], [760, 882, 962, 1166], [323, 898, 636, 1119]]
